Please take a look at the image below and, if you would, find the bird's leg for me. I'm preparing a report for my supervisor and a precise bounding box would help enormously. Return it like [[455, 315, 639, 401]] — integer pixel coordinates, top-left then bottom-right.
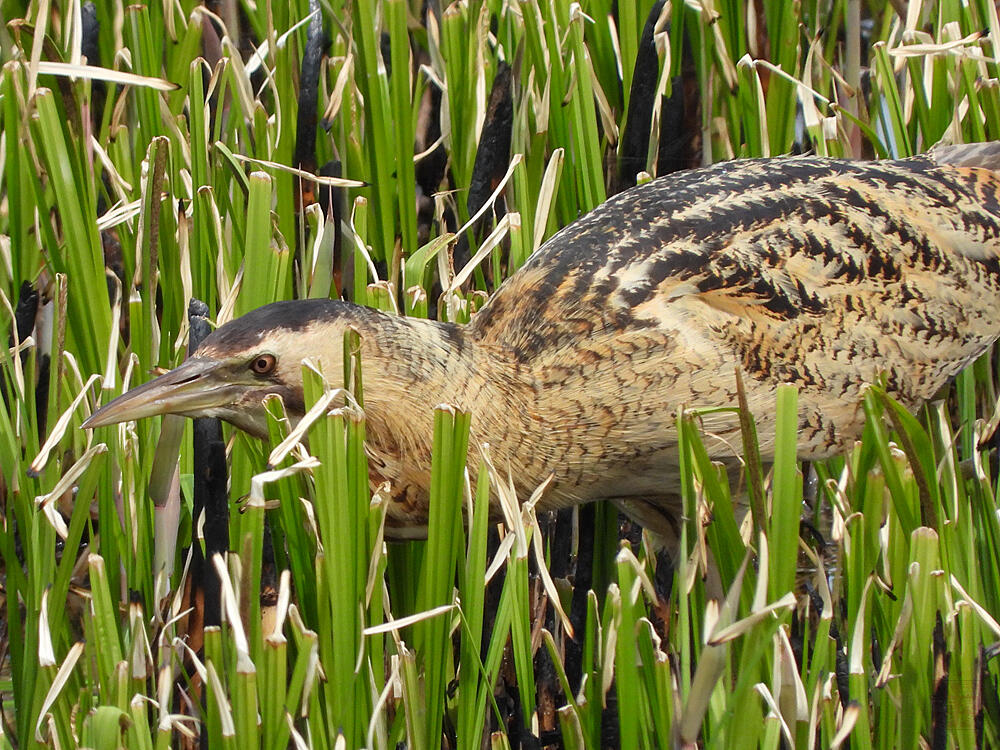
[[603, 496, 683, 643], [610, 496, 683, 603], [564, 504, 598, 692], [610, 496, 683, 561]]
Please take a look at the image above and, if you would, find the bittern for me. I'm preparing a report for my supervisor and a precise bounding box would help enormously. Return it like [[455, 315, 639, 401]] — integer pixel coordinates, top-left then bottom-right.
[[85, 143, 1000, 551]]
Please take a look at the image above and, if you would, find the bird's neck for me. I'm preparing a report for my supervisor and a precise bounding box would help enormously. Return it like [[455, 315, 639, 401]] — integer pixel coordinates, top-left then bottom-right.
[[352, 313, 486, 508], [357, 312, 480, 411], [353, 310, 570, 519]]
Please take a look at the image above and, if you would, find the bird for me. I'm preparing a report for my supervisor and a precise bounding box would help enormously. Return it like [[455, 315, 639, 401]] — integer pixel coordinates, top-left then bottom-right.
[[84, 142, 1000, 554]]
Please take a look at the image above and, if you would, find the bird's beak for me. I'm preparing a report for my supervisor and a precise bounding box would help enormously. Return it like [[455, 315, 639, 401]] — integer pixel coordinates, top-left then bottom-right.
[[83, 357, 232, 429]]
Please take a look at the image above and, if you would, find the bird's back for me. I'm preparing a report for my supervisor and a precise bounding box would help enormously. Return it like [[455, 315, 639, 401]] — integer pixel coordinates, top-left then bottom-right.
[[471, 146, 1000, 464]]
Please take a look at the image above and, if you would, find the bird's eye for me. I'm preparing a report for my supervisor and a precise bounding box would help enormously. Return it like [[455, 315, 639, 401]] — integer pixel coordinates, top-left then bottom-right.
[[250, 354, 277, 375]]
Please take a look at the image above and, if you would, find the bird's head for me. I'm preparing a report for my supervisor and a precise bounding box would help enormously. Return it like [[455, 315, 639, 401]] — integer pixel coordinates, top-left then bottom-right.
[[83, 300, 370, 438]]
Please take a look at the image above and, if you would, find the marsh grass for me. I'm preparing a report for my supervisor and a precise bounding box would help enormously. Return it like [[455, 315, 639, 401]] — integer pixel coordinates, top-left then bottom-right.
[[2, 0, 1000, 747]]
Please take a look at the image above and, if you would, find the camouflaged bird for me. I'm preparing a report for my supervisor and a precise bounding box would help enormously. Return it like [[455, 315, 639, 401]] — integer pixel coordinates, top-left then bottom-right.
[[85, 142, 1000, 551]]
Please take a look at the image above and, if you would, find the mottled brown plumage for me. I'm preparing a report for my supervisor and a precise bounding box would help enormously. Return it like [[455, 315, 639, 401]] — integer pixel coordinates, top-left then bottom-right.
[[84, 143, 1000, 551]]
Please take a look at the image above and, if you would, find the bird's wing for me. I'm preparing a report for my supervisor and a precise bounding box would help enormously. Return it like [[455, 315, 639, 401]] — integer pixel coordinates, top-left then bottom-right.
[[475, 149, 1000, 460]]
